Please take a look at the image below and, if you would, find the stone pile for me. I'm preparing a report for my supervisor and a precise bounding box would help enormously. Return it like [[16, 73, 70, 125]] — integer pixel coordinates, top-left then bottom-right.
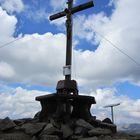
[[0, 116, 139, 140]]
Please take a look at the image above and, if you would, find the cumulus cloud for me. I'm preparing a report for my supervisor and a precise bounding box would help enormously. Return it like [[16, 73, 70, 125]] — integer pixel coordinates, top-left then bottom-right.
[[50, 0, 66, 11], [26, 8, 49, 22], [90, 88, 140, 124], [0, 85, 139, 124], [0, 5, 66, 86], [72, 0, 140, 88], [0, 0, 24, 14], [0, 7, 17, 42], [0, 85, 50, 119], [0, 32, 66, 86], [46, 0, 140, 88], [0, 62, 15, 79], [23, 1, 49, 22]]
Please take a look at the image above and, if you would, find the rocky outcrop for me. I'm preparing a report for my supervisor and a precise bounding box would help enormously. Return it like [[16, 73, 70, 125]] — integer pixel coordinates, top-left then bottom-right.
[[0, 116, 139, 140]]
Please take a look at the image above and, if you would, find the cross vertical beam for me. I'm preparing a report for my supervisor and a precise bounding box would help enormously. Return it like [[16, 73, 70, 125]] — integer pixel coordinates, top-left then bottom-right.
[[50, 1, 94, 81], [65, 0, 73, 80]]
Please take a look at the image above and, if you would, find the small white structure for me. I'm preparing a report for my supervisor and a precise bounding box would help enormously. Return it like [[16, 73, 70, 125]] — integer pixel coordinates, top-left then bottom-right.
[[104, 103, 120, 124]]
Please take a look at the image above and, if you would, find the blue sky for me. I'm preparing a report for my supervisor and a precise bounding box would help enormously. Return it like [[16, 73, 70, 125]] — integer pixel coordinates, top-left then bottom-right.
[[0, 0, 140, 124]]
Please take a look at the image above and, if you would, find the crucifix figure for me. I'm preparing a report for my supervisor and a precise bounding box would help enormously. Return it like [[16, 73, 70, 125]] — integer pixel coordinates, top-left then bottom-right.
[[50, 0, 94, 81]]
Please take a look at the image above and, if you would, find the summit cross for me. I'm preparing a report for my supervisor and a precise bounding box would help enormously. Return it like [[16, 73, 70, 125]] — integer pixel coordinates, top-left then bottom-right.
[[50, 0, 94, 81]]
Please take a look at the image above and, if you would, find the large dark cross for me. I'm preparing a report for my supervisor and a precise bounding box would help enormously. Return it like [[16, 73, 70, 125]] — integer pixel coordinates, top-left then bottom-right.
[[50, 0, 94, 81]]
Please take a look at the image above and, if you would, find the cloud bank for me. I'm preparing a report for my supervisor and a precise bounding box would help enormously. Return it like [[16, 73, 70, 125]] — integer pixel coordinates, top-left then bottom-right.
[[0, 85, 139, 124], [0, 85, 49, 119]]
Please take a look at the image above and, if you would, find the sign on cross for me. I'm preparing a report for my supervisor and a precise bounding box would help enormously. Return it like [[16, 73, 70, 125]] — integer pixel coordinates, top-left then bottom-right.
[[50, 0, 94, 80]]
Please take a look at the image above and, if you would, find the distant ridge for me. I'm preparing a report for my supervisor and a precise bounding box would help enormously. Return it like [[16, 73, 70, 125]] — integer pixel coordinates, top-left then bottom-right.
[[118, 123, 140, 134]]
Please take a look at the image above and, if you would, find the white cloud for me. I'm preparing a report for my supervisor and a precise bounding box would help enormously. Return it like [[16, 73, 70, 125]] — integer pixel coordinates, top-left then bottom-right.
[[0, 32, 66, 86], [0, 0, 24, 14], [73, 13, 109, 44], [0, 5, 66, 86], [0, 62, 15, 78], [0, 7, 17, 42], [90, 88, 140, 124], [24, 6, 49, 22], [0, 85, 139, 124], [0, 86, 50, 119], [50, 0, 78, 11], [72, 0, 140, 88], [47, 0, 140, 88], [50, 0, 66, 11]]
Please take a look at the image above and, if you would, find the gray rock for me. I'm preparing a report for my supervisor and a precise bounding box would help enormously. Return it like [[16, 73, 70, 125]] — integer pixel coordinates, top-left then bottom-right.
[[49, 118, 61, 129], [61, 124, 73, 138], [40, 135, 60, 140], [103, 135, 112, 140], [21, 122, 46, 136], [13, 119, 26, 125], [0, 132, 31, 140], [78, 136, 98, 140], [88, 128, 112, 136], [0, 117, 16, 131], [74, 126, 88, 136], [76, 119, 94, 130], [40, 123, 62, 137], [45, 123, 54, 129], [98, 135, 113, 140], [14, 118, 33, 125], [75, 126, 84, 135], [100, 122, 116, 133], [102, 118, 112, 124], [34, 111, 41, 119], [71, 135, 83, 140], [13, 126, 22, 131], [31, 136, 38, 140]]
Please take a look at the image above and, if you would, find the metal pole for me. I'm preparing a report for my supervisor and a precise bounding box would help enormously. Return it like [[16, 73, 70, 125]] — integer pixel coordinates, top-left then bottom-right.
[[65, 0, 73, 80], [111, 106, 114, 124]]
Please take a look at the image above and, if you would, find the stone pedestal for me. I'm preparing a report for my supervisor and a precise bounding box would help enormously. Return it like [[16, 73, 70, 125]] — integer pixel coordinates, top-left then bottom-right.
[[36, 79, 96, 122], [36, 94, 96, 122], [35, 79, 117, 133]]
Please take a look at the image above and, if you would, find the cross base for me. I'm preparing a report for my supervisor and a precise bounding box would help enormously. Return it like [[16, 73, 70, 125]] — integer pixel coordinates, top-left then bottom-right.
[[35, 93, 96, 122], [35, 80, 117, 133]]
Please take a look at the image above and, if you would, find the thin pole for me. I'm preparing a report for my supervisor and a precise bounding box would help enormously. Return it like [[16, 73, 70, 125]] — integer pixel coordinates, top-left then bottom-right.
[[104, 103, 120, 124], [65, 0, 73, 80], [111, 106, 114, 124]]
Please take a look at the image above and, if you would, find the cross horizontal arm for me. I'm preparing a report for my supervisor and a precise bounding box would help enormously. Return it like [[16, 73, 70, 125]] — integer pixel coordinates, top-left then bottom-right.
[[50, 11, 66, 21], [49, 1, 94, 21]]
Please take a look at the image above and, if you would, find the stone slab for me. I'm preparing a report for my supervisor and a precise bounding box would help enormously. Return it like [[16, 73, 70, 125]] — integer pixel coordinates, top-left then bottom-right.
[[76, 119, 94, 130], [0, 117, 16, 131], [21, 122, 46, 135], [40, 135, 60, 140], [78, 136, 98, 140], [0, 133, 31, 140], [61, 124, 73, 138], [36, 94, 96, 103], [88, 128, 112, 136]]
